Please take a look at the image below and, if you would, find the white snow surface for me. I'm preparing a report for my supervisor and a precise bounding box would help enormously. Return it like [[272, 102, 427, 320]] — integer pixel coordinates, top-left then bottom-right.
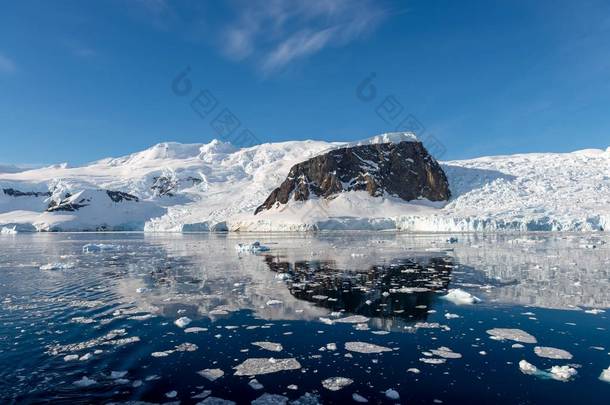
[[0, 135, 608, 232]]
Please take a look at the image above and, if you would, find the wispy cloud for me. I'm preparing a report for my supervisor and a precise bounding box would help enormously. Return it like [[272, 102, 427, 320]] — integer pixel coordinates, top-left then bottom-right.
[[222, 0, 387, 72], [0, 52, 17, 74]]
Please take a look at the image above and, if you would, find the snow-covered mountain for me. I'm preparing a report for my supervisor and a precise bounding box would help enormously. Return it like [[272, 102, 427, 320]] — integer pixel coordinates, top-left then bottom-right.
[[0, 133, 608, 233]]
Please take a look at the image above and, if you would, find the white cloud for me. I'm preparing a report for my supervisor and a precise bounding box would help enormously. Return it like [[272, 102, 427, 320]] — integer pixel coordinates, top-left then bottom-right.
[[222, 0, 387, 72], [0, 53, 17, 74]]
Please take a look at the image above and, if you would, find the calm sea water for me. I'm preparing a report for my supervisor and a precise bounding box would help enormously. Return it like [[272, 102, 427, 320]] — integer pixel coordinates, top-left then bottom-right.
[[1, 232, 609, 404]]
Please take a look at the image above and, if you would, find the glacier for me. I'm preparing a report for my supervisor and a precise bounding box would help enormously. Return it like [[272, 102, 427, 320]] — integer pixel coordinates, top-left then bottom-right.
[[0, 134, 608, 233]]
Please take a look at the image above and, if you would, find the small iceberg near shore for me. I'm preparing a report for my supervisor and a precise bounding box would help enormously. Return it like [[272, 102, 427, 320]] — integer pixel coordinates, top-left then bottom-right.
[[82, 243, 120, 253], [441, 288, 481, 305], [235, 241, 270, 253]]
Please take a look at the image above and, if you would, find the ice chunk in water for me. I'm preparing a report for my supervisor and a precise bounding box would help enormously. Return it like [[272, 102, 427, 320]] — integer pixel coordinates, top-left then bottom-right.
[[290, 393, 321, 405], [40, 263, 74, 271], [519, 360, 538, 375], [487, 328, 537, 344], [174, 316, 192, 328], [534, 346, 573, 360], [197, 398, 236, 405], [110, 370, 128, 379], [334, 315, 370, 324], [519, 360, 577, 382], [430, 347, 462, 359], [549, 365, 577, 382], [235, 242, 270, 253], [184, 327, 208, 333], [385, 389, 400, 400], [252, 341, 283, 352], [352, 393, 369, 403], [192, 389, 212, 399], [234, 358, 301, 376], [197, 368, 225, 381], [321, 377, 353, 391], [82, 243, 119, 253], [441, 289, 481, 305], [249, 379, 264, 390], [599, 366, 610, 383], [251, 393, 289, 405], [345, 342, 392, 354]]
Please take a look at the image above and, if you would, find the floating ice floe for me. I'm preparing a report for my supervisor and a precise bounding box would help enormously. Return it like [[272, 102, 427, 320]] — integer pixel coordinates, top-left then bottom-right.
[[430, 347, 462, 359], [63, 354, 79, 361], [519, 360, 578, 381], [599, 366, 610, 383], [174, 316, 192, 328], [519, 360, 538, 375], [40, 262, 75, 271], [534, 346, 573, 360], [251, 393, 289, 405], [82, 243, 120, 253], [192, 389, 212, 399], [549, 365, 578, 381], [166, 390, 177, 398], [184, 327, 208, 334], [441, 289, 481, 305], [334, 315, 370, 324], [234, 358, 301, 376], [352, 393, 368, 403], [385, 389, 400, 400], [47, 328, 139, 355], [321, 377, 353, 391], [249, 379, 264, 390], [252, 341, 283, 352], [176, 342, 198, 352], [486, 328, 537, 344], [198, 397, 235, 404], [235, 241, 270, 253], [73, 376, 97, 387], [444, 313, 460, 319], [420, 357, 447, 365], [584, 308, 605, 315], [407, 368, 421, 374], [345, 342, 392, 354], [197, 368, 224, 381], [110, 370, 128, 379]]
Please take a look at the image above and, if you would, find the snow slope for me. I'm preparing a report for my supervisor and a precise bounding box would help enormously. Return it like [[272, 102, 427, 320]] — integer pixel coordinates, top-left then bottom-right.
[[0, 134, 608, 232]]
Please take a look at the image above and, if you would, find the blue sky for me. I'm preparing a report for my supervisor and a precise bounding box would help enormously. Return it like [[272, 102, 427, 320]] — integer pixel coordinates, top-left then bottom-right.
[[1, 0, 609, 165]]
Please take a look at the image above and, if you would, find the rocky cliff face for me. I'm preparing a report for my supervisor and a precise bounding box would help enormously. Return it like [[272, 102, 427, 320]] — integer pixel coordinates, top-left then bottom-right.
[[255, 141, 450, 214]]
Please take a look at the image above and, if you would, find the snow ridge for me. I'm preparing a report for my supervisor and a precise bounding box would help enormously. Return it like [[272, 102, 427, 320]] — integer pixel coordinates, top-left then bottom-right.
[[0, 135, 608, 233]]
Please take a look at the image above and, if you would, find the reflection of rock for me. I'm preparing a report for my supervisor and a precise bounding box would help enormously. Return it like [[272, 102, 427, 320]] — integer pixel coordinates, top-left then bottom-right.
[[263, 254, 454, 329]]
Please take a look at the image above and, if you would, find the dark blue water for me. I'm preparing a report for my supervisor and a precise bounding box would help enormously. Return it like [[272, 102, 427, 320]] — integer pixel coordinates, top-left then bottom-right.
[[1, 233, 609, 404]]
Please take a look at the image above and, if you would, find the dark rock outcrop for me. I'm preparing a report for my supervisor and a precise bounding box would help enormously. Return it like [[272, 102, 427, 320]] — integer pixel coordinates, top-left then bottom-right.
[[255, 141, 450, 214], [106, 190, 139, 203], [3, 188, 51, 198], [47, 193, 89, 212]]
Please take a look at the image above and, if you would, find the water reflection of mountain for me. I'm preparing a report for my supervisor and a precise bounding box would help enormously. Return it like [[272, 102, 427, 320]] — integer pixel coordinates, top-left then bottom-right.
[[263, 254, 454, 329], [452, 236, 610, 309]]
